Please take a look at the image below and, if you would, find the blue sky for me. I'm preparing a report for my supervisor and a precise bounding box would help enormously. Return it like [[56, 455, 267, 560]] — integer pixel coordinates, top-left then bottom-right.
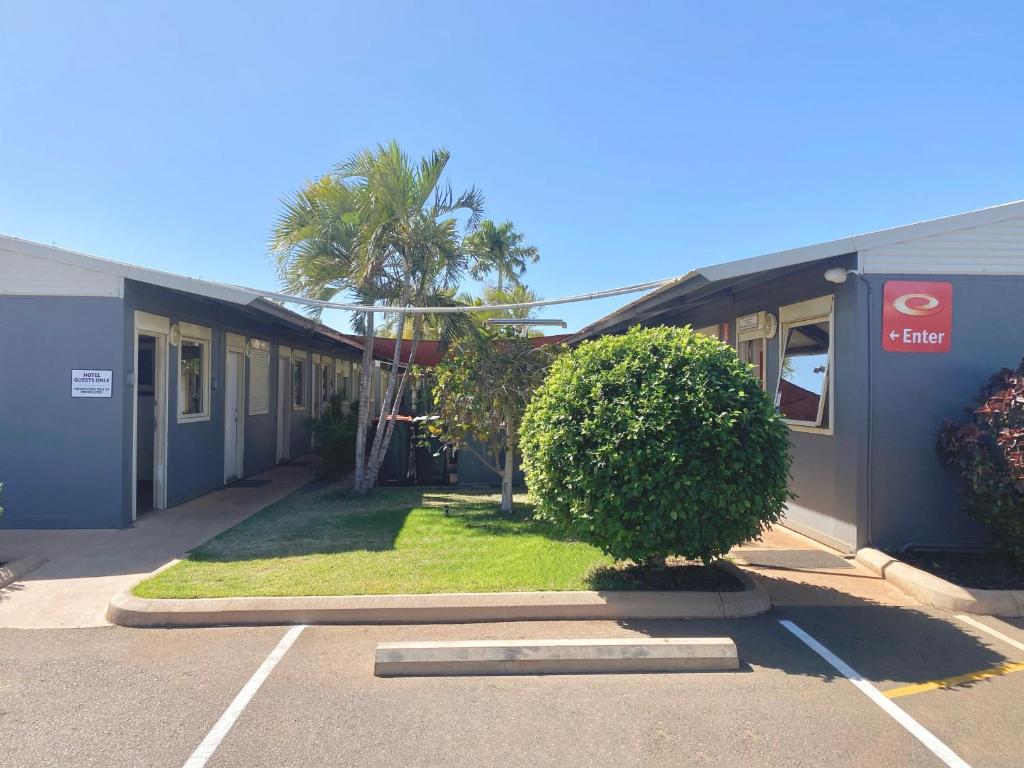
[[2, 2, 1022, 332]]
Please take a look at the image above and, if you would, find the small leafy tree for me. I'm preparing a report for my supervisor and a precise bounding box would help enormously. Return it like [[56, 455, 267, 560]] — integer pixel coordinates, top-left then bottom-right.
[[428, 334, 559, 512], [937, 358, 1024, 565], [520, 325, 792, 567]]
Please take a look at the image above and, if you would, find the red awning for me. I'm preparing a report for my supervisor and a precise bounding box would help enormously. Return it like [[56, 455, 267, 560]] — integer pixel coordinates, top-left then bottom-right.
[[341, 333, 572, 367]]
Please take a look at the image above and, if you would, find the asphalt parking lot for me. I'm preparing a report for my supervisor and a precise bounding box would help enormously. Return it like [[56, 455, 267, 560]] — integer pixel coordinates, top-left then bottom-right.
[[3, 602, 1023, 768]]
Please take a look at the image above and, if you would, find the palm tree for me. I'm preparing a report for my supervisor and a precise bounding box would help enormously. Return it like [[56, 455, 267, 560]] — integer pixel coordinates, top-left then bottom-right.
[[483, 284, 540, 321], [273, 141, 484, 493], [465, 220, 539, 291]]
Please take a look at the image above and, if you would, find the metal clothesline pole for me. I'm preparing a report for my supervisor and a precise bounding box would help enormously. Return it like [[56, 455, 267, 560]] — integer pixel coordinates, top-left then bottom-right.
[[243, 277, 676, 315]]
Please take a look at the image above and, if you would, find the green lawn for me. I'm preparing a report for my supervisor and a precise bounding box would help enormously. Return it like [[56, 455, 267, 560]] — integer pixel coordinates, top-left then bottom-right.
[[133, 485, 616, 598]]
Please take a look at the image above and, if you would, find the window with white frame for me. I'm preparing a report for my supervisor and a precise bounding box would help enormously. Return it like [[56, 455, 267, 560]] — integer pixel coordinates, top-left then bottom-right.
[[248, 339, 270, 415], [736, 311, 775, 390], [320, 360, 332, 408], [177, 323, 211, 422], [776, 296, 833, 431], [335, 360, 350, 405], [738, 337, 766, 389], [292, 357, 306, 409]]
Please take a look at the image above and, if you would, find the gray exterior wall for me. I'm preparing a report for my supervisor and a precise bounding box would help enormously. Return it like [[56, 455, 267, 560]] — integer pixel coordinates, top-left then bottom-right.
[[865, 273, 1024, 550], [122, 281, 359, 520], [650, 257, 867, 551], [627, 263, 1024, 552], [0, 296, 126, 527], [1, 281, 360, 529]]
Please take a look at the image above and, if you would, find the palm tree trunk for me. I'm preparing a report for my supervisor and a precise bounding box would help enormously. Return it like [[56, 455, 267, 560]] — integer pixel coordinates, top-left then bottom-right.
[[353, 310, 375, 494], [363, 309, 407, 489], [365, 315, 423, 490]]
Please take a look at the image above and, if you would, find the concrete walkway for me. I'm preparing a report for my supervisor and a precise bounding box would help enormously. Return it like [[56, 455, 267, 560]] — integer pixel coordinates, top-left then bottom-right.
[[0, 461, 317, 629], [732, 523, 917, 608]]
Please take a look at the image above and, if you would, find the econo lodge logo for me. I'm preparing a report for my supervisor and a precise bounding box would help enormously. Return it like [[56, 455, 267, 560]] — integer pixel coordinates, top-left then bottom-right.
[[891, 292, 942, 317], [882, 281, 953, 353]]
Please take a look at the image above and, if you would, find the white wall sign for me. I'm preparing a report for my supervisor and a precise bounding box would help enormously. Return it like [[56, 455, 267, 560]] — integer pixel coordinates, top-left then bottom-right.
[[71, 369, 113, 398]]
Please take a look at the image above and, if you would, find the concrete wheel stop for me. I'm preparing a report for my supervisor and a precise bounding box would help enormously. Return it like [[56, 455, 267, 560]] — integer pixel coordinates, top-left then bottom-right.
[[374, 637, 740, 677]]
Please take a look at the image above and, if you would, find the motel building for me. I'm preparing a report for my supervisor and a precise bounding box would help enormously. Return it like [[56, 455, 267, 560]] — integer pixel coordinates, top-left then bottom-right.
[[573, 200, 1024, 553], [0, 235, 389, 529]]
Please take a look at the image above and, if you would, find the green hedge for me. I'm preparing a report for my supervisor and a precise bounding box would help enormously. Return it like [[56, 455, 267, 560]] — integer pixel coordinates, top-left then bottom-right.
[[937, 359, 1024, 565], [520, 325, 792, 565]]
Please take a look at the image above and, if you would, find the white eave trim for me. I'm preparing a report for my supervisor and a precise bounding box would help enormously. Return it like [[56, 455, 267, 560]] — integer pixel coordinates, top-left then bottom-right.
[[0, 234, 260, 306], [572, 198, 1024, 340]]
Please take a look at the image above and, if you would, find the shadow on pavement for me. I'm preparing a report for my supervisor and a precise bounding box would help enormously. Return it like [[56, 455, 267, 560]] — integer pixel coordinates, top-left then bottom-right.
[[620, 575, 1011, 689]]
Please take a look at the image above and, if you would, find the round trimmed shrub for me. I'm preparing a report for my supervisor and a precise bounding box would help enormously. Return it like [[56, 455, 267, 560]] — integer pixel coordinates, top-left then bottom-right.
[[520, 325, 792, 565]]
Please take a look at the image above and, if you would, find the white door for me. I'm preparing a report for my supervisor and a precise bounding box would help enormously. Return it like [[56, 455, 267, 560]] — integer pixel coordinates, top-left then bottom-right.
[[132, 312, 170, 521], [276, 357, 290, 462], [224, 350, 243, 482], [152, 333, 168, 509]]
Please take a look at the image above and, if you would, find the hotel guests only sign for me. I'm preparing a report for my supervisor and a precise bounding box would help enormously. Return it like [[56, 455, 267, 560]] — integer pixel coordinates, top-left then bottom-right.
[[71, 369, 113, 398], [882, 281, 953, 353]]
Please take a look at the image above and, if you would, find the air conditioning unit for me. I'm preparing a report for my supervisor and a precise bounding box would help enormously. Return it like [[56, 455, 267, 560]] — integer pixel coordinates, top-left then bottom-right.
[[737, 311, 778, 341]]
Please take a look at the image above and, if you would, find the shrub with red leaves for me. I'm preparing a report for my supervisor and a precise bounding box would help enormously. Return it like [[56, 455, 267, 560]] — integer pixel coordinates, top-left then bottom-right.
[[937, 358, 1024, 565]]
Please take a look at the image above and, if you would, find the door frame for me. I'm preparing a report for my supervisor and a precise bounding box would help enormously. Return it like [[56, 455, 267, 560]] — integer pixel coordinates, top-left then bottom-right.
[[132, 311, 170, 521], [224, 333, 247, 483], [276, 345, 291, 462]]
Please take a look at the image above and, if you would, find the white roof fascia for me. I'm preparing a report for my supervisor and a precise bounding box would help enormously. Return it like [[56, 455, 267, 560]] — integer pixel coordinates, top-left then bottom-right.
[[849, 198, 1024, 252], [572, 198, 1024, 341], [0, 234, 261, 306]]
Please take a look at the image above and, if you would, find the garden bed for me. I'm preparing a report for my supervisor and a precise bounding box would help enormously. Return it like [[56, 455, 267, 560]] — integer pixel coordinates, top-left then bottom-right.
[[132, 486, 741, 599], [896, 550, 1024, 591], [588, 559, 744, 592]]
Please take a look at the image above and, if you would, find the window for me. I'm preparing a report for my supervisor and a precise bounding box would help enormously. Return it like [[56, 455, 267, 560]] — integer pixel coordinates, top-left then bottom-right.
[[292, 357, 305, 409], [177, 323, 211, 422], [695, 322, 730, 342], [776, 297, 833, 431], [335, 361, 350, 405], [736, 311, 774, 390], [248, 339, 270, 415], [320, 361, 332, 408], [738, 338, 766, 389]]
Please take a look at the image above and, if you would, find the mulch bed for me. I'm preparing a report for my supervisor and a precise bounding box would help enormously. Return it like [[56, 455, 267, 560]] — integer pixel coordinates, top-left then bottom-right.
[[587, 559, 745, 592], [897, 550, 1024, 590]]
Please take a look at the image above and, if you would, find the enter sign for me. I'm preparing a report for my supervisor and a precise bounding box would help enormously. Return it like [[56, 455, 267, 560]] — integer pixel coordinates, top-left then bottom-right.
[[882, 280, 953, 353]]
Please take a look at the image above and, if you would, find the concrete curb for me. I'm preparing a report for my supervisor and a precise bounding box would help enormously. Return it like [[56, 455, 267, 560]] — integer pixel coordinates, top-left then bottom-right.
[[856, 548, 1024, 617], [106, 562, 770, 628], [373, 637, 740, 677], [0, 554, 48, 591]]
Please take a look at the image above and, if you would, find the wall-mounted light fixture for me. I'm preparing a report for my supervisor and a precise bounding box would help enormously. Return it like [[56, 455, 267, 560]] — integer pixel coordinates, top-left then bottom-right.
[[824, 267, 861, 284], [169, 323, 181, 346]]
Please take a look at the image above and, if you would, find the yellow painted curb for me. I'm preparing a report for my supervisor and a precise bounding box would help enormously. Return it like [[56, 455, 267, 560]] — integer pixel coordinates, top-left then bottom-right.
[[884, 661, 1024, 699]]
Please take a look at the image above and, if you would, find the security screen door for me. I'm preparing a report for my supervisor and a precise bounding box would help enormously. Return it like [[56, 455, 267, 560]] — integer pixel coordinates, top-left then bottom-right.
[[224, 350, 244, 482]]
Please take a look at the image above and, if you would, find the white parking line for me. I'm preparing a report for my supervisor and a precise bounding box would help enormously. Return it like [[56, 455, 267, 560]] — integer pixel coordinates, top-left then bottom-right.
[[956, 614, 1024, 654], [779, 620, 970, 768], [183, 625, 307, 768]]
